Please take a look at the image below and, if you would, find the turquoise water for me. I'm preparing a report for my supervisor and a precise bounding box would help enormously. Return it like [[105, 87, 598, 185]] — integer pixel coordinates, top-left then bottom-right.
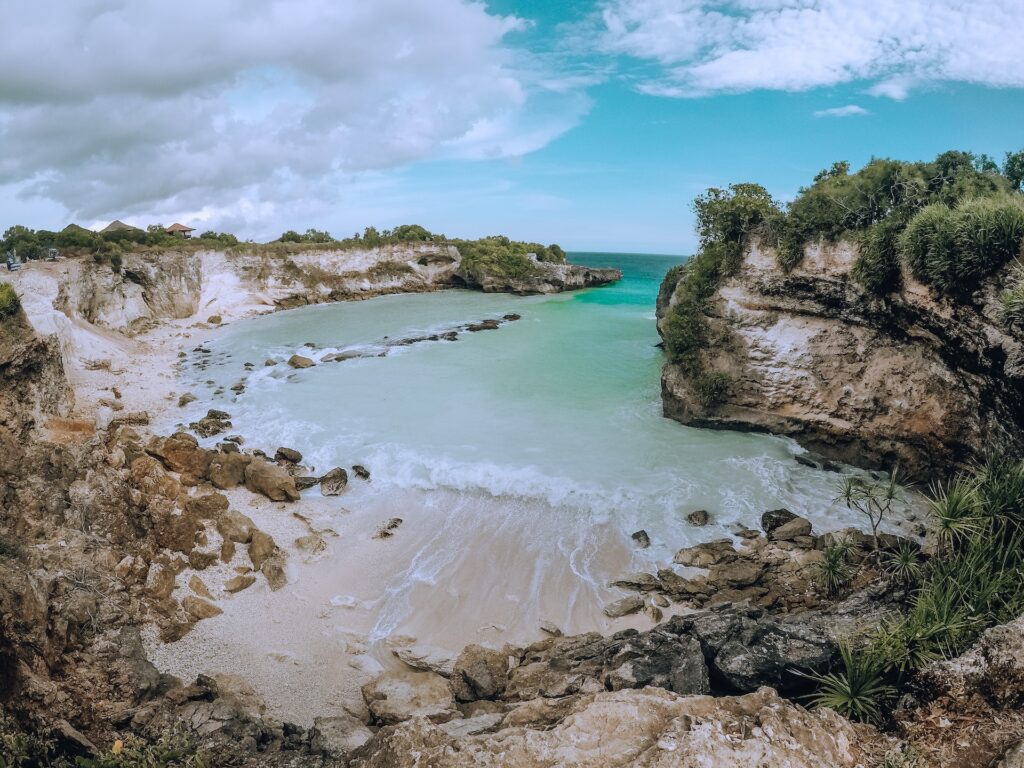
[[171, 253, 862, 642]]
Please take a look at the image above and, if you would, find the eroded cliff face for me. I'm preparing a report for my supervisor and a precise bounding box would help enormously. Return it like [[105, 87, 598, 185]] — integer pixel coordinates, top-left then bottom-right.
[[656, 239, 1024, 477]]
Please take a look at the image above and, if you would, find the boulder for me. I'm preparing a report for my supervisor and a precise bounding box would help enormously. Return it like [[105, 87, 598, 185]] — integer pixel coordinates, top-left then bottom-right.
[[261, 556, 288, 591], [186, 492, 229, 520], [275, 446, 302, 463], [769, 516, 813, 541], [224, 574, 256, 594], [999, 742, 1024, 768], [393, 645, 457, 678], [178, 392, 197, 408], [761, 509, 797, 536], [708, 559, 765, 588], [248, 530, 277, 570], [191, 410, 232, 438], [288, 354, 314, 369], [216, 509, 257, 544], [144, 564, 176, 600], [188, 576, 213, 599], [673, 539, 736, 568], [374, 518, 403, 539], [603, 595, 645, 618], [244, 459, 300, 502], [362, 671, 460, 726], [450, 645, 509, 702], [208, 451, 252, 490], [146, 433, 212, 477], [918, 613, 1024, 708], [309, 714, 374, 760], [182, 596, 223, 620], [609, 572, 660, 591], [320, 467, 348, 496]]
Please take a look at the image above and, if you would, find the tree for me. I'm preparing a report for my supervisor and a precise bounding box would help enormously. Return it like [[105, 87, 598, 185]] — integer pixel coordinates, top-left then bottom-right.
[[1004, 150, 1024, 191], [835, 469, 906, 553]]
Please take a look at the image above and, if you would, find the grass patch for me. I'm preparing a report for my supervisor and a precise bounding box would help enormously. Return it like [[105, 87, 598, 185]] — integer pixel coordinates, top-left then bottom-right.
[[693, 372, 732, 407], [0, 282, 19, 318], [999, 261, 1024, 327], [899, 195, 1024, 295]]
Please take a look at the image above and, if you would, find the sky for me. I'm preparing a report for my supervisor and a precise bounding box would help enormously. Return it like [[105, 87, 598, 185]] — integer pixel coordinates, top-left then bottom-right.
[[2, 1, 1024, 254]]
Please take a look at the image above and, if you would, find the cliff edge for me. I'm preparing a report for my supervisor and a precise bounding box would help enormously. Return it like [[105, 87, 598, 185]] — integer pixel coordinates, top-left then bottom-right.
[[656, 238, 1024, 477]]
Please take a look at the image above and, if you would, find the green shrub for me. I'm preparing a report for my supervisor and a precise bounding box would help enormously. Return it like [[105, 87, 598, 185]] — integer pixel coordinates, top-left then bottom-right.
[[79, 730, 206, 768], [0, 283, 19, 318], [899, 195, 1024, 294], [454, 236, 550, 281], [800, 641, 895, 724], [999, 261, 1024, 327], [852, 216, 905, 294], [693, 372, 731, 407], [883, 540, 923, 588], [662, 184, 779, 369], [771, 150, 1019, 275], [813, 539, 854, 596]]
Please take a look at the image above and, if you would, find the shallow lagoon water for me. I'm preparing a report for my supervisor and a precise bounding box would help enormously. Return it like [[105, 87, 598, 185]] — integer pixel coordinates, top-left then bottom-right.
[[158, 253, 869, 719]]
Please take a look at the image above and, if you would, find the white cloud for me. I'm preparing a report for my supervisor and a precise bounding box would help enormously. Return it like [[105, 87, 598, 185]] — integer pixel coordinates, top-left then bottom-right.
[[595, 0, 1024, 98], [0, 0, 588, 231], [813, 104, 870, 118]]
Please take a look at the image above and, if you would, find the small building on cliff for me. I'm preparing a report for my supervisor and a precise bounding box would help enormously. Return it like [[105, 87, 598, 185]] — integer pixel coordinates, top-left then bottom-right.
[[165, 223, 195, 239]]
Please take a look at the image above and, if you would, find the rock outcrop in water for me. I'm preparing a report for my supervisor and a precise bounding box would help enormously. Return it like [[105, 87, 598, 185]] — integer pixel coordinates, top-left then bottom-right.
[[656, 239, 1024, 477], [453, 259, 621, 295]]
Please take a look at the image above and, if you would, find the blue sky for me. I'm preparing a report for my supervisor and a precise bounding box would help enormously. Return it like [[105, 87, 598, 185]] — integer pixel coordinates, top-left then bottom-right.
[[2, 0, 1024, 254]]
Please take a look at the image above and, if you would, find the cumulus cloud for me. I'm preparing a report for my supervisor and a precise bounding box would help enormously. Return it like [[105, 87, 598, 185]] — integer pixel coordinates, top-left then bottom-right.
[[594, 0, 1024, 98], [0, 0, 588, 231], [813, 104, 870, 118]]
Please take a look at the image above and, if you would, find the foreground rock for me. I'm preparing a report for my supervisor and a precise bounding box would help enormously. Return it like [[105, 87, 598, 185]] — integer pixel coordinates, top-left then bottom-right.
[[350, 686, 876, 768], [656, 238, 1024, 477]]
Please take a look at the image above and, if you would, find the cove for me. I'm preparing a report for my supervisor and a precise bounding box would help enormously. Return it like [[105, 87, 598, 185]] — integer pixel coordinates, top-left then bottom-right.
[[154, 252, 865, 722]]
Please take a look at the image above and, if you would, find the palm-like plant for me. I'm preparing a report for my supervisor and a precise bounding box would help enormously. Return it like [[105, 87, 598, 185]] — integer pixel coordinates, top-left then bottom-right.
[[927, 475, 981, 554], [835, 468, 907, 554], [814, 539, 854, 596], [884, 540, 923, 589], [801, 641, 896, 724]]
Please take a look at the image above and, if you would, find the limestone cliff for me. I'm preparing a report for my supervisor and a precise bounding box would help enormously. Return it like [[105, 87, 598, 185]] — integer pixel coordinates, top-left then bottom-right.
[[17, 243, 618, 338], [656, 239, 1024, 477]]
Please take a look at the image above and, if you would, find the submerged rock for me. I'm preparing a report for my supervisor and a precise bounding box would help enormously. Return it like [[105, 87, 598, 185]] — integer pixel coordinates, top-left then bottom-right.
[[630, 530, 651, 548], [686, 509, 710, 526]]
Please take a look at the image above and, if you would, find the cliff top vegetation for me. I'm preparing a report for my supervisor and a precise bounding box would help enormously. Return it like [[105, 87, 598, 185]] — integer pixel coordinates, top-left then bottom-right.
[[661, 149, 1024, 373], [0, 223, 566, 280]]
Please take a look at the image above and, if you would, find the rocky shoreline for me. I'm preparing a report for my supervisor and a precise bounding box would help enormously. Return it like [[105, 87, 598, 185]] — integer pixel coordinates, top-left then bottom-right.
[[4, 248, 1024, 768]]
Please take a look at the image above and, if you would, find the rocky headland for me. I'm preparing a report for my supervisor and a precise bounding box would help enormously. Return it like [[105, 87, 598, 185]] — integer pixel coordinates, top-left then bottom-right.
[[656, 238, 1024, 478]]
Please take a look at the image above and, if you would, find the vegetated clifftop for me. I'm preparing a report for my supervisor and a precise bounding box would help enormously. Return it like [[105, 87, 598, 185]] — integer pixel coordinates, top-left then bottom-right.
[[656, 237, 1024, 477], [13, 242, 618, 338]]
